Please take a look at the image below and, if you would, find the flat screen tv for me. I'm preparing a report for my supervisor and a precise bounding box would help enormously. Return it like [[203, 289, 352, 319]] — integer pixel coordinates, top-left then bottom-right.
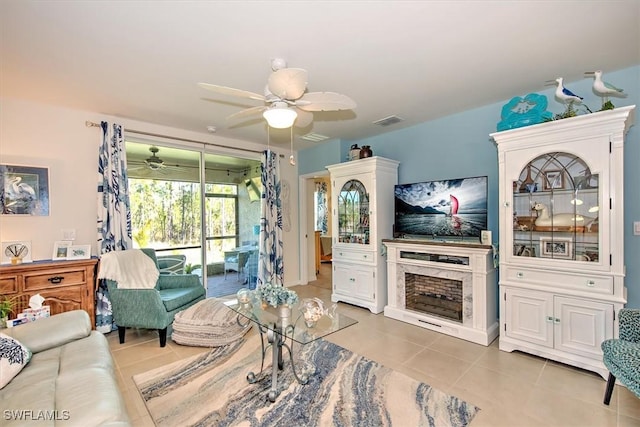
[[394, 176, 488, 240]]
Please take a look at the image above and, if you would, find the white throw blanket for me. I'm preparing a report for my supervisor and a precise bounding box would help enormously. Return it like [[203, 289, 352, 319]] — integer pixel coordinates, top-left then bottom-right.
[[97, 249, 159, 289]]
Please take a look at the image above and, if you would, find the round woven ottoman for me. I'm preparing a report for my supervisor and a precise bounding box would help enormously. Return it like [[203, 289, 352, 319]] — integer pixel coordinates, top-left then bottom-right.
[[172, 298, 251, 347]]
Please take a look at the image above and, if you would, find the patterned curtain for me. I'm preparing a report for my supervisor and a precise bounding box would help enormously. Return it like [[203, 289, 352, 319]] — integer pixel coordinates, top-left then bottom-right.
[[257, 149, 284, 287], [315, 180, 328, 235], [96, 121, 132, 333]]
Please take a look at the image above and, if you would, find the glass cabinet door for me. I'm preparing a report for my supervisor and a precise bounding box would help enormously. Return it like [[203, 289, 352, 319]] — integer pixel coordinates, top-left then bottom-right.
[[337, 179, 370, 244], [512, 152, 599, 262]]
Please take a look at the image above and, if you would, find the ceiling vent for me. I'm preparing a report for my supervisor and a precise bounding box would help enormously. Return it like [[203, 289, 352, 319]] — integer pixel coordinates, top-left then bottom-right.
[[301, 133, 330, 142], [373, 115, 404, 127]]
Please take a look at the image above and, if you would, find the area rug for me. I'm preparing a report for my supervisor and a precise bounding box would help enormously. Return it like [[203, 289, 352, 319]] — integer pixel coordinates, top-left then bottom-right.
[[133, 332, 480, 426]]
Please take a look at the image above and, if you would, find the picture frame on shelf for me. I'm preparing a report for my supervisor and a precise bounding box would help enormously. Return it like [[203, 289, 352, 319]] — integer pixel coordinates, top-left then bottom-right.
[[543, 170, 564, 190], [514, 244, 536, 257], [1, 241, 33, 264], [66, 245, 91, 260], [0, 164, 50, 216], [52, 241, 73, 260], [540, 237, 572, 259]]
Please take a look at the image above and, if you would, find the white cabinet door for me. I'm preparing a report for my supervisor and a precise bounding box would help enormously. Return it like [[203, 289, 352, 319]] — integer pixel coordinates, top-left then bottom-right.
[[352, 266, 375, 302], [333, 263, 353, 295], [505, 288, 553, 348], [554, 296, 613, 359], [333, 262, 375, 302]]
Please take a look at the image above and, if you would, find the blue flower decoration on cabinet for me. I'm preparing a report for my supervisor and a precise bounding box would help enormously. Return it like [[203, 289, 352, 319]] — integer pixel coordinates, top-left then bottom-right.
[[497, 93, 553, 131]]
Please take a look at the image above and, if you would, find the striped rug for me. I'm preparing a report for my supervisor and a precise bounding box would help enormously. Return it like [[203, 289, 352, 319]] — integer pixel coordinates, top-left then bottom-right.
[[133, 331, 479, 426]]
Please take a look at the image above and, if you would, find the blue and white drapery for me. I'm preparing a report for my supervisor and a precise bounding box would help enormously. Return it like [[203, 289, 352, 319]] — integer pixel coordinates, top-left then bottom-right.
[[96, 121, 132, 333], [257, 149, 284, 287], [315, 180, 328, 235]]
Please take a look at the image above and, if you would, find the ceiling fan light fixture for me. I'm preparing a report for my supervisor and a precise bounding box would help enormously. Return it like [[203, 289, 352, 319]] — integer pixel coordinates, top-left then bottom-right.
[[263, 106, 298, 129]]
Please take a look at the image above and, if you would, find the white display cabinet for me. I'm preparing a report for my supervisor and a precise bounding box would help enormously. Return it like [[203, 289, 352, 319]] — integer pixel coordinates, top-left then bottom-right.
[[491, 105, 635, 379], [326, 156, 399, 313]]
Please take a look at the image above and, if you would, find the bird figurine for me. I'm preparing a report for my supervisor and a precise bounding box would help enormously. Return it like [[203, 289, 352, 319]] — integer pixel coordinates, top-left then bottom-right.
[[546, 77, 583, 105], [546, 77, 586, 118], [585, 70, 627, 110]]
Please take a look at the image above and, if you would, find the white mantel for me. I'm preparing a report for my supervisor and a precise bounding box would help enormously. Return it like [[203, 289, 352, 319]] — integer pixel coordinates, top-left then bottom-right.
[[383, 239, 498, 346]]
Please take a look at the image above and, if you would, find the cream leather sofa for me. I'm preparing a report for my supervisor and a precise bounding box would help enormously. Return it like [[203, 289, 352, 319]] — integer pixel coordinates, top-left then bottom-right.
[[1, 310, 130, 426]]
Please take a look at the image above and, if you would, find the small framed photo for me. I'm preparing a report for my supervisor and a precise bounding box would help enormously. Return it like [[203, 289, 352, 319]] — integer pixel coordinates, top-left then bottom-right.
[[66, 244, 91, 260], [543, 170, 564, 190], [514, 244, 536, 257], [540, 237, 572, 259], [52, 241, 73, 260], [481, 230, 492, 246], [1, 240, 33, 264]]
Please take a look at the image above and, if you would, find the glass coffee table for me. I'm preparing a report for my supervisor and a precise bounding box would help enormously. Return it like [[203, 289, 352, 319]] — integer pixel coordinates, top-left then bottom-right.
[[225, 299, 357, 402]]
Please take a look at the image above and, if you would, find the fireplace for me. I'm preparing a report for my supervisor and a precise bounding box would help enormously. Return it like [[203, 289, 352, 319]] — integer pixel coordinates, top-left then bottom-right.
[[383, 240, 498, 346], [405, 273, 463, 322]]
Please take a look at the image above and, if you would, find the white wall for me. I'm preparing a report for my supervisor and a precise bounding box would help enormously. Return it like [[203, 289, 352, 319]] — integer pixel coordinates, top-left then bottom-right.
[[0, 97, 301, 286]]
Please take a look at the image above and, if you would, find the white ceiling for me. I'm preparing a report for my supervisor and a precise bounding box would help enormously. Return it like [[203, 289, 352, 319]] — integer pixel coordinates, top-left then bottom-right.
[[2, 1, 639, 150]]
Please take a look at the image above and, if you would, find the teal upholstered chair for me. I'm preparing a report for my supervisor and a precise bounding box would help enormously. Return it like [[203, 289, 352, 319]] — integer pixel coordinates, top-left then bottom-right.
[[105, 248, 205, 347], [601, 308, 640, 405]]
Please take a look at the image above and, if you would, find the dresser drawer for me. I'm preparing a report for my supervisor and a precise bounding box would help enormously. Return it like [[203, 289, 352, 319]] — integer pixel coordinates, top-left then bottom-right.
[[0, 275, 18, 294], [24, 269, 87, 291], [332, 249, 375, 264], [505, 266, 613, 294]]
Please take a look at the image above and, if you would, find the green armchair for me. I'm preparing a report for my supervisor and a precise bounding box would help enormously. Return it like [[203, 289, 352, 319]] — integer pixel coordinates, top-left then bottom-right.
[[105, 248, 206, 347], [601, 308, 640, 405]]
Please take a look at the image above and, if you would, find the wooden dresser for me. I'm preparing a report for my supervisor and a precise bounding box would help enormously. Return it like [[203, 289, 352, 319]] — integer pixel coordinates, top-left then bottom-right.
[[0, 258, 98, 328]]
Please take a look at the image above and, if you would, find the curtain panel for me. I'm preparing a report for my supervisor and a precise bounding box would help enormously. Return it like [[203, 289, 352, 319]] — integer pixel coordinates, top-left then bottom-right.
[[257, 149, 284, 287], [96, 121, 132, 333]]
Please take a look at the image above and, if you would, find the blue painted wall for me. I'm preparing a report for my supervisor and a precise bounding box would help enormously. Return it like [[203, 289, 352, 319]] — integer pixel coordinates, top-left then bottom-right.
[[299, 65, 640, 308]]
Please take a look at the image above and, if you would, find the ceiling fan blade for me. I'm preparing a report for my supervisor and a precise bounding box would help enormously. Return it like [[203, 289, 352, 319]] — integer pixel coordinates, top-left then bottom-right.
[[227, 105, 267, 122], [198, 82, 265, 101], [267, 68, 308, 100], [294, 109, 314, 127], [296, 92, 356, 111]]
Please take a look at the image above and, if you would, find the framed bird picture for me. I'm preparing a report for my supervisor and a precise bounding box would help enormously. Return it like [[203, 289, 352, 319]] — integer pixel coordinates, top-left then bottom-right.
[[0, 164, 50, 215]]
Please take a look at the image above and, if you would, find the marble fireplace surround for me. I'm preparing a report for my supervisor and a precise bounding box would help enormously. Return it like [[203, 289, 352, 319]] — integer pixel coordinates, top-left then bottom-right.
[[383, 239, 499, 346]]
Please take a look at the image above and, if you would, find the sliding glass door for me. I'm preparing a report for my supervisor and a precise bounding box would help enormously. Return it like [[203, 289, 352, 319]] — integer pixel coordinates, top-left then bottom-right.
[[126, 141, 261, 297]]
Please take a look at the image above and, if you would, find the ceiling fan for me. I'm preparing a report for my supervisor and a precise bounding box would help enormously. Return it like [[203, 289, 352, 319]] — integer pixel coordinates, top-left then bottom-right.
[[144, 146, 165, 170], [128, 146, 181, 175], [198, 58, 356, 129]]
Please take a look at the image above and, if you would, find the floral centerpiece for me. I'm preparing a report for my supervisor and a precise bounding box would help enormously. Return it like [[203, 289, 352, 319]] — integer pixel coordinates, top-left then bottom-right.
[[256, 283, 299, 308]]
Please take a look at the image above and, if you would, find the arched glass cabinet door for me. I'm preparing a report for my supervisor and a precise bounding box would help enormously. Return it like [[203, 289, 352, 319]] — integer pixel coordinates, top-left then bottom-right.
[[512, 151, 599, 262], [337, 179, 370, 244]]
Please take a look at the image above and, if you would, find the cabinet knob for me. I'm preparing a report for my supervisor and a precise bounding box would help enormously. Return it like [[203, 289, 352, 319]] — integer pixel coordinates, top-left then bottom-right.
[[48, 276, 64, 284], [554, 318, 561, 324], [586, 280, 595, 287], [516, 272, 524, 278], [350, 277, 355, 282], [546, 316, 554, 322], [503, 201, 510, 207]]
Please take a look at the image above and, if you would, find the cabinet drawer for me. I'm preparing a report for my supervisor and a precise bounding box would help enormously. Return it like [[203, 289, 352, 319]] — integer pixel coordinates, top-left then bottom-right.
[[505, 266, 613, 294], [24, 269, 87, 291], [0, 276, 18, 294], [332, 250, 375, 264]]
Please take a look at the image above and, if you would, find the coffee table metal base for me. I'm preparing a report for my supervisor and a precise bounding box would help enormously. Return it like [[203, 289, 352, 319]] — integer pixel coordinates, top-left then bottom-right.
[[246, 324, 309, 402]]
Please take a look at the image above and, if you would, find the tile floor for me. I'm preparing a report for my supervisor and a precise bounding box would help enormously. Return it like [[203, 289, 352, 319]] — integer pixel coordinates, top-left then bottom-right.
[[108, 265, 640, 426]]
